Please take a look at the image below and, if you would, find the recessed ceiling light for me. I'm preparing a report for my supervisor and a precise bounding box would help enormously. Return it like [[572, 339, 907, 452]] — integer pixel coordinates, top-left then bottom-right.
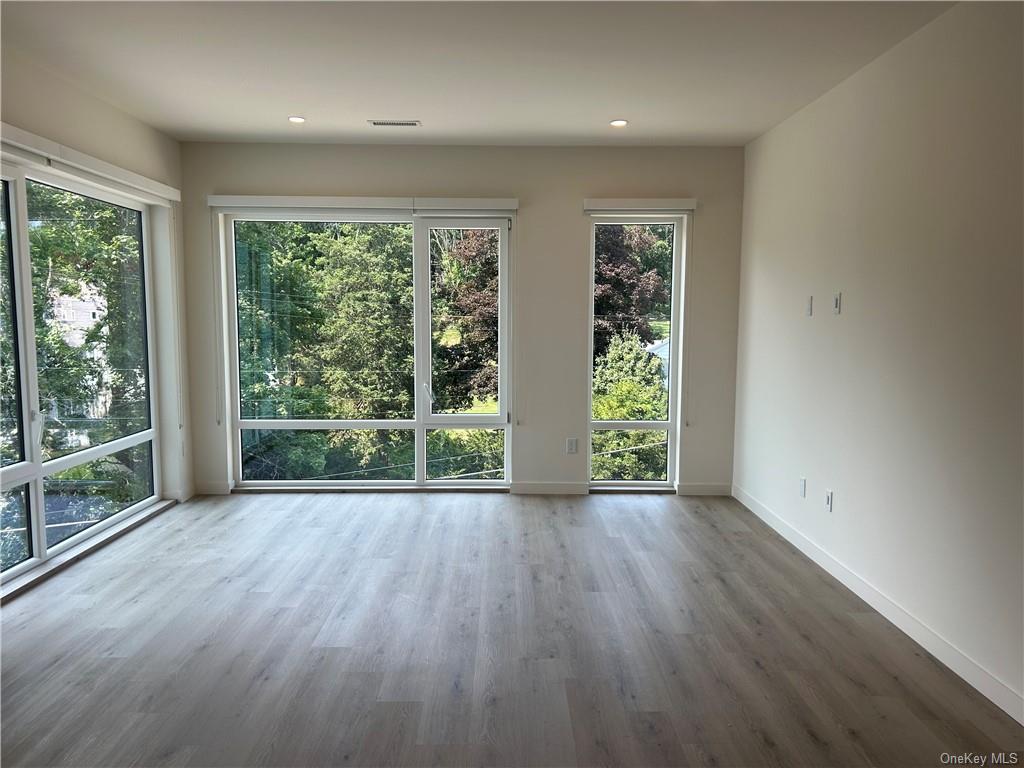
[[610, 119, 629, 128], [288, 116, 306, 124]]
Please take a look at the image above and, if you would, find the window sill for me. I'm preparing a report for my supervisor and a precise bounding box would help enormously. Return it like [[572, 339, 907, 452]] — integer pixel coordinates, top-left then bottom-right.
[[589, 485, 676, 494], [232, 485, 510, 494], [1, 498, 176, 604]]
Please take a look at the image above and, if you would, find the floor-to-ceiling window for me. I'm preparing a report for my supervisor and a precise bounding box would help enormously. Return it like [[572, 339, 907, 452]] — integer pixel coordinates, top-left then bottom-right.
[[224, 208, 510, 487], [589, 214, 686, 486], [0, 180, 31, 571], [0, 168, 159, 576]]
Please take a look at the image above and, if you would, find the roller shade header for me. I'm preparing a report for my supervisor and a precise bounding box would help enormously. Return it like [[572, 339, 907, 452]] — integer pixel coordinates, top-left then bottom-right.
[[584, 198, 696, 215]]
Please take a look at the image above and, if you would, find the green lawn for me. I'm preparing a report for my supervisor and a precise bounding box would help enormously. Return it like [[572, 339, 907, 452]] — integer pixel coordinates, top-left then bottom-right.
[[438, 326, 461, 346], [465, 397, 498, 414], [649, 319, 671, 340]]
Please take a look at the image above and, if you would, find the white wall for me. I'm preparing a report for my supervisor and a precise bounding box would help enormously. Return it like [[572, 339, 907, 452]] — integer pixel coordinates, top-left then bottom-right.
[[1, 48, 194, 501], [180, 144, 744, 494], [734, 2, 1023, 721], [1, 48, 181, 190]]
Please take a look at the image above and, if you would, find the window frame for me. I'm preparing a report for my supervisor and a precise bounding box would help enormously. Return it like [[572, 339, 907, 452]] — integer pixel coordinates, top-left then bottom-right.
[[416, 216, 510, 485], [0, 163, 162, 581], [587, 213, 688, 488], [221, 208, 512, 489]]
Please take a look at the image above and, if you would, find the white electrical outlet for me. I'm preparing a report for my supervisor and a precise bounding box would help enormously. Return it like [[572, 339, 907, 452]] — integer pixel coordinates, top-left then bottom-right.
[[799, 477, 807, 498], [565, 437, 578, 455], [825, 490, 834, 512]]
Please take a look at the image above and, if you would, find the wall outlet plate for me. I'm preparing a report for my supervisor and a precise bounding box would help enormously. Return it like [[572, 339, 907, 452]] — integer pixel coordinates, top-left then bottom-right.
[[566, 437, 578, 455], [799, 477, 807, 498], [825, 490, 834, 512], [832, 292, 842, 315]]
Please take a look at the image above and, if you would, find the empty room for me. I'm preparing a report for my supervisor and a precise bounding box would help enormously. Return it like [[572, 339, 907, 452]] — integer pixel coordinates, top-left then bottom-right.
[[0, 2, 1021, 766]]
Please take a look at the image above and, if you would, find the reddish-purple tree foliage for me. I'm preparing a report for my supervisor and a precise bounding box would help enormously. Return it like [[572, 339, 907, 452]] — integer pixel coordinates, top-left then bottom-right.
[[593, 224, 668, 360]]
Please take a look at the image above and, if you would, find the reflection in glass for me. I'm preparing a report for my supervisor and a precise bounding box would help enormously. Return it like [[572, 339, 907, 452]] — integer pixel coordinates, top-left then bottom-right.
[[592, 223, 674, 422], [27, 181, 150, 461], [591, 430, 668, 481], [1, 181, 24, 466], [429, 228, 499, 415], [1, 483, 31, 571], [426, 429, 504, 480], [43, 441, 153, 547], [241, 429, 415, 481], [234, 221, 415, 420]]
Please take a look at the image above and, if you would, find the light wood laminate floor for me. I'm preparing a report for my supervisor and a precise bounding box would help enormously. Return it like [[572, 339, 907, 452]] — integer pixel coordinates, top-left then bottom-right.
[[2, 493, 1021, 767]]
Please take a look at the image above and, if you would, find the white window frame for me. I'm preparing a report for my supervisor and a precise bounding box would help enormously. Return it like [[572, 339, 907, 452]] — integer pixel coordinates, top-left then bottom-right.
[[587, 212, 690, 489], [218, 204, 513, 489], [0, 162, 162, 581], [415, 216, 511, 484]]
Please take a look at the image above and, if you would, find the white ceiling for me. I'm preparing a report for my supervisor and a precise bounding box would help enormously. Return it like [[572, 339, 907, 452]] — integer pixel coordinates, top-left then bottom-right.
[[1, 1, 951, 146]]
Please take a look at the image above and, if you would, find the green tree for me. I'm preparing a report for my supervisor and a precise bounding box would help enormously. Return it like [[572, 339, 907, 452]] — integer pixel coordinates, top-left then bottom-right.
[[27, 182, 149, 457], [429, 228, 499, 412], [312, 224, 415, 420], [236, 221, 419, 480], [426, 429, 504, 480], [591, 332, 669, 481], [592, 331, 667, 421]]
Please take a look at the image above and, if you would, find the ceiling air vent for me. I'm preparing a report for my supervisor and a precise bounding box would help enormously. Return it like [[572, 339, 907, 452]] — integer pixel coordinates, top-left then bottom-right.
[[368, 119, 422, 127]]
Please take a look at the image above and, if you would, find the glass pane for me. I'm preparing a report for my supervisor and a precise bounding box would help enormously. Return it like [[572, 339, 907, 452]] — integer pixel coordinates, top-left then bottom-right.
[[429, 228, 499, 415], [591, 430, 668, 481], [1, 483, 31, 571], [1, 181, 25, 465], [27, 181, 151, 461], [426, 429, 504, 480], [235, 221, 414, 420], [240, 429, 415, 481], [592, 223, 674, 422], [43, 441, 153, 548]]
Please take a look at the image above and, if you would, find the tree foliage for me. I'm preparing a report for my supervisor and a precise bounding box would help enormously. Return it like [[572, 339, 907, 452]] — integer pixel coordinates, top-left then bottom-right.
[[590, 333, 669, 481], [592, 331, 667, 421], [592, 224, 671, 358], [430, 228, 499, 412], [29, 183, 150, 456]]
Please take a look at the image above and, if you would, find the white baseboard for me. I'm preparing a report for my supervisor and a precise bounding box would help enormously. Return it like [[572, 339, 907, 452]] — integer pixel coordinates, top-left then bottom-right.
[[161, 485, 196, 503], [196, 480, 233, 495], [675, 482, 732, 496], [731, 484, 1024, 725], [510, 481, 588, 495]]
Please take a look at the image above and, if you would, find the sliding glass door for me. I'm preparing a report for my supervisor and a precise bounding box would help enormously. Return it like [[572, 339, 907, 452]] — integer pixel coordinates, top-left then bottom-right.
[[227, 213, 509, 486], [0, 169, 159, 576], [589, 216, 685, 486]]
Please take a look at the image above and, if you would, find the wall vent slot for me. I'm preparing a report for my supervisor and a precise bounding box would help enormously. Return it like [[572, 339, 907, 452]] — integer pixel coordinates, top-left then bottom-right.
[[368, 119, 422, 127]]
